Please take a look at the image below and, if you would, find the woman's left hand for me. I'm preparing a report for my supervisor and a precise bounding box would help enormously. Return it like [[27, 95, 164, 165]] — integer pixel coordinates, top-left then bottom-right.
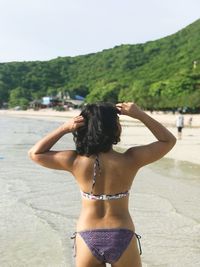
[[62, 116, 85, 132]]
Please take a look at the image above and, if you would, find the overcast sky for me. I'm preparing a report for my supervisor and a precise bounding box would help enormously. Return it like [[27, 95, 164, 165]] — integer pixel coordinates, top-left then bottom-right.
[[0, 0, 199, 63]]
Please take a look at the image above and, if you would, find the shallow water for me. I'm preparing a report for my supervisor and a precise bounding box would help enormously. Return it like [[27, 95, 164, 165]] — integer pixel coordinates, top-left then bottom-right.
[[0, 115, 200, 267]]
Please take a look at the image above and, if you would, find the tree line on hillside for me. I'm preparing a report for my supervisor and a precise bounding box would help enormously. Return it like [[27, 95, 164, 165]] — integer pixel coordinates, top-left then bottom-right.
[[0, 19, 200, 112]]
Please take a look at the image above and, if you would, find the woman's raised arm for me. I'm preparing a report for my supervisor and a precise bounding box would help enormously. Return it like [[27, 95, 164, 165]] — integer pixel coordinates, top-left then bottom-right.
[[116, 102, 176, 167], [28, 116, 84, 171]]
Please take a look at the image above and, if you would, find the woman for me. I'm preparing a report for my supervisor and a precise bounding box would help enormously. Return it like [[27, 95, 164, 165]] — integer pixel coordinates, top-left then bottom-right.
[[28, 102, 176, 267]]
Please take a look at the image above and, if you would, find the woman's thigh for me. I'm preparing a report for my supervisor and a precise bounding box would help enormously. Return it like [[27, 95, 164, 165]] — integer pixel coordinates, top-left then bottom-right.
[[75, 233, 106, 267], [112, 235, 142, 267]]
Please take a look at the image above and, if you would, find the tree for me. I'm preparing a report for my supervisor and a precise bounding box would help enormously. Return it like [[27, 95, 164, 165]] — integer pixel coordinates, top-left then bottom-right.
[[0, 81, 9, 106], [9, 87, 30, 109], [86, 81, 121, 103]]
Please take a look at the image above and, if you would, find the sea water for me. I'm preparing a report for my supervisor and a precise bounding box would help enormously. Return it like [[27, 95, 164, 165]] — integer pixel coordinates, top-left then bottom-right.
[[0, 115, 199, 267]]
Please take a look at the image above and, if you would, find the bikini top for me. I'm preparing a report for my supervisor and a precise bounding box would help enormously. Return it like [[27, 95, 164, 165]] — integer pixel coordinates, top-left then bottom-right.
[[80, 155, 130, 201]]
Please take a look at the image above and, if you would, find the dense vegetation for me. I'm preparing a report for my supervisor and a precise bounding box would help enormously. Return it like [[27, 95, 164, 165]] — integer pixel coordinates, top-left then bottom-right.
[[0, 19, 200, 111]]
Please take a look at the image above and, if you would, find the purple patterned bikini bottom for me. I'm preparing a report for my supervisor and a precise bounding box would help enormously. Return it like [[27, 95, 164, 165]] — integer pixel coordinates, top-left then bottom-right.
[[71, 228, 142, 264]]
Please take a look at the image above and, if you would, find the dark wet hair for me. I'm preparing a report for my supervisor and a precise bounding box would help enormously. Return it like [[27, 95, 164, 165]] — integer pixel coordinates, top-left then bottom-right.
[[73, 103, 121, 156]]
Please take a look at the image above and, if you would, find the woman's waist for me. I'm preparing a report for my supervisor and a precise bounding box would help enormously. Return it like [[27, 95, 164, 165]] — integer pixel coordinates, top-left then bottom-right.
[[76, 210, 134, 231]]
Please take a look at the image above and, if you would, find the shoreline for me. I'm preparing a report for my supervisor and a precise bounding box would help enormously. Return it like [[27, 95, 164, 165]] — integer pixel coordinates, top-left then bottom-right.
[[1, 109, 200, 165], [1, 108, 200, 126]]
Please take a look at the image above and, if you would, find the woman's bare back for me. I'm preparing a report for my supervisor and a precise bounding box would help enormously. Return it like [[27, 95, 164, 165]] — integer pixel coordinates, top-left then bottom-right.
[[72, 149, 139, 231]]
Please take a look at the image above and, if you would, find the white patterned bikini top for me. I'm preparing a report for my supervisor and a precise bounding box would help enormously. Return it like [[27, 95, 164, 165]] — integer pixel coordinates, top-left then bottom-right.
[[80, 155, 130, 201]]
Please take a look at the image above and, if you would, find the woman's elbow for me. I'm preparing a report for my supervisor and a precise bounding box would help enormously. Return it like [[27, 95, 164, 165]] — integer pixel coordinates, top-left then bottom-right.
[[28, 149, 37, 161], [172, 134, 177, 145], [169, 135, 177, 149], [163, 135, 176, 153]]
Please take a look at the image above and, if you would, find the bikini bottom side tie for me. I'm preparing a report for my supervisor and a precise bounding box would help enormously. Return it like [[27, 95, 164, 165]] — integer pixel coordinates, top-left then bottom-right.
[[71, 231, 77, 257]]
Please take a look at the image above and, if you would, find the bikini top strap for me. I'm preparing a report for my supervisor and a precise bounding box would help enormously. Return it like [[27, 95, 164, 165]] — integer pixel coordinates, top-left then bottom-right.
[[90, 154, 101, 194]]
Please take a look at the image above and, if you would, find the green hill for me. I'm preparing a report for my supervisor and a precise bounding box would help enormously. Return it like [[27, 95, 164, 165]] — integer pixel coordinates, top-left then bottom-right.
[[0, 18, 200, 110]]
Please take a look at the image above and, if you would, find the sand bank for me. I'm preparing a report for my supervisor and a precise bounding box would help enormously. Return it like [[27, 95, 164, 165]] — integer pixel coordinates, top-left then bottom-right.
[[1, 109, 200, 165]]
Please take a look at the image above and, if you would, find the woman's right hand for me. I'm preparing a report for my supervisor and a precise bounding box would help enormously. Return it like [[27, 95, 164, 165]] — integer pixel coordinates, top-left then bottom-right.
[[116, 102, 144, 119], [117, 102, 176, 168]]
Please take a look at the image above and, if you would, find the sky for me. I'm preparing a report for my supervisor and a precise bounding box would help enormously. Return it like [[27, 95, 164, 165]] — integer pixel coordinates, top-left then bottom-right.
[[0, 0, 199, 63]]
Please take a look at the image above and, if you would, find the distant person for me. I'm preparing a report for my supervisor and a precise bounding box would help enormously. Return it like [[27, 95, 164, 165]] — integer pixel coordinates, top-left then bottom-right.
[[28, 102, 176, 267], [176, 111, 184, 139], [188, 116, 193, 127]]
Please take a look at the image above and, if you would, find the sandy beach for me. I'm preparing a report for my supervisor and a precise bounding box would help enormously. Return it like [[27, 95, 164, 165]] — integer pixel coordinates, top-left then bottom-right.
[[1, 108, 200, 165]]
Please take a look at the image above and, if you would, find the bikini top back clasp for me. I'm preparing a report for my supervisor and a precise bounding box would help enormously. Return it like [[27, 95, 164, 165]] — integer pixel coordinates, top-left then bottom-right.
[[80, 154, 130, 201]]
